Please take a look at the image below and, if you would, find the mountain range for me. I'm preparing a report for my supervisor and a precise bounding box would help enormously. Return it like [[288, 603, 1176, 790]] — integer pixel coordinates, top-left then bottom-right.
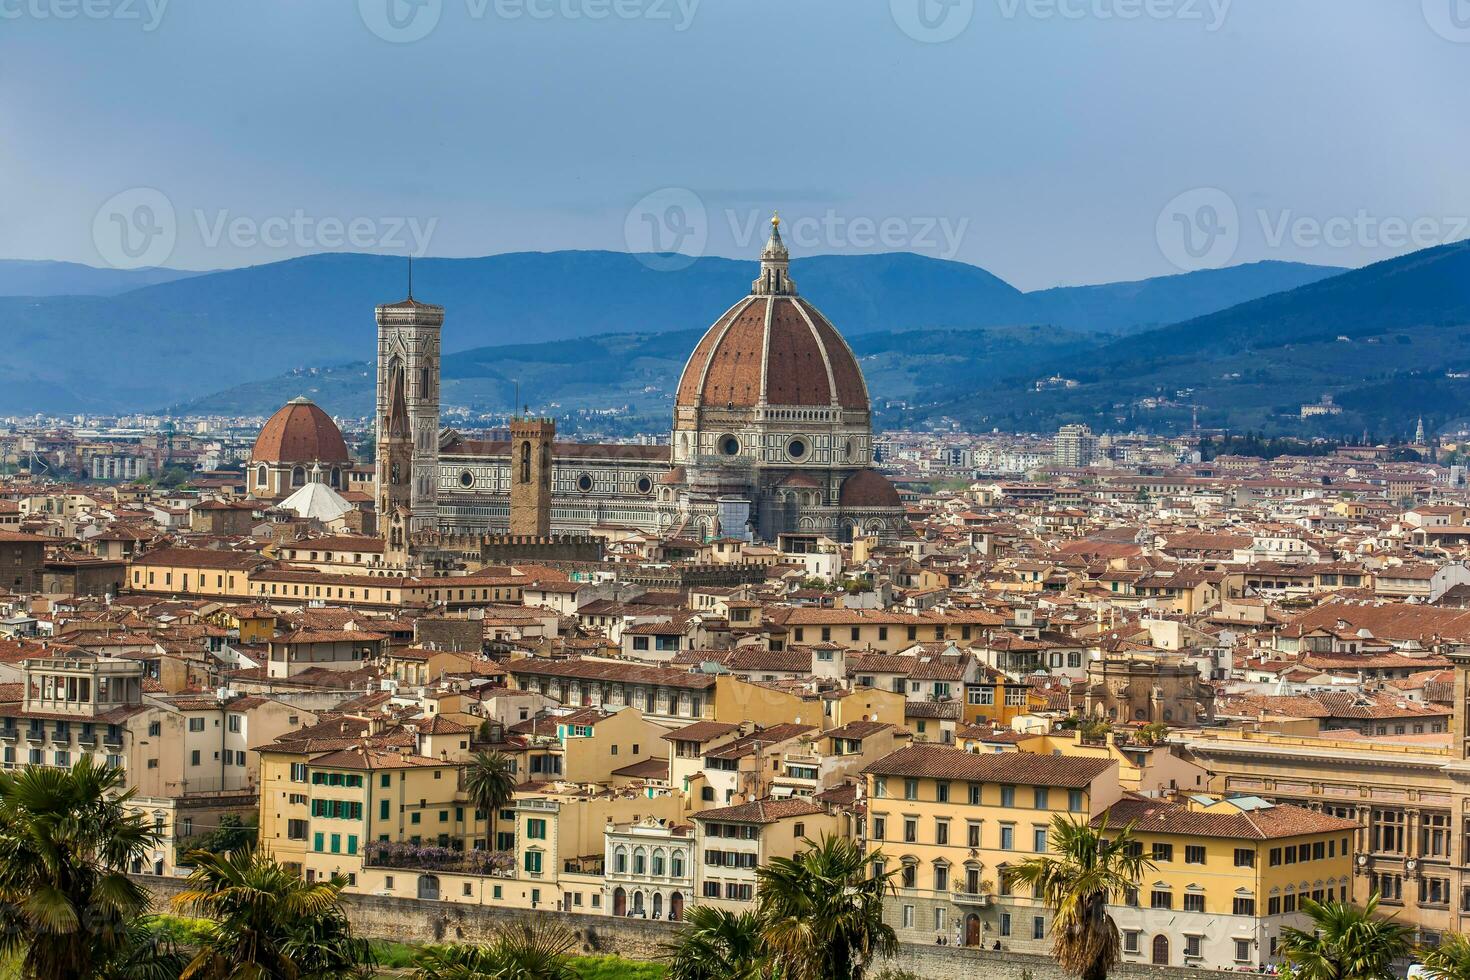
[[914, 239, 1470, 438], [182, 241, 1470, 439], [0, 260, 200, 297], [0, 252, 1342, 416]]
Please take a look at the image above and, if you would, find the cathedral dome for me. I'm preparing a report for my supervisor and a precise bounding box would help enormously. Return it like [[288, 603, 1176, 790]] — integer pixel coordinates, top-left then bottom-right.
[[252, 397, 351, 465], [675, 217, 868, 413]]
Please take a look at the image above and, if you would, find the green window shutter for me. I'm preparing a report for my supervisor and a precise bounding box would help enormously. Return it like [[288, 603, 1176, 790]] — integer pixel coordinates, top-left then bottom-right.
[[313, 832, 323, 852], [330, 834, 341, 854], [380, 799, 390, 819], [347, 835, 358, 855]]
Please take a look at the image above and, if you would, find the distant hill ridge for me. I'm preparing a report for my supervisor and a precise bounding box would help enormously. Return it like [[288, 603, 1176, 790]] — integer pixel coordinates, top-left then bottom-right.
[[915, 239, 1470, 437], [0, 250, 1341, 415]]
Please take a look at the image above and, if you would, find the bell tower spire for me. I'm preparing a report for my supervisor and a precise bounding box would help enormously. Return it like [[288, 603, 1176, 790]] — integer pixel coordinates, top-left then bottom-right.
[[375, 288, 444, 546], [751, 211, 797, 296]]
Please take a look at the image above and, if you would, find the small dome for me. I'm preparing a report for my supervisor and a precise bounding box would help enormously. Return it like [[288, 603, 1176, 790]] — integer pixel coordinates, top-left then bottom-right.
[[252, 397, 351, 465], [839, 469, 901, 508]]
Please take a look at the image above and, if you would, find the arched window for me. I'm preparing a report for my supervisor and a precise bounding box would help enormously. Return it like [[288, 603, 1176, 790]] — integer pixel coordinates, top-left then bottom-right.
[[329, 467, 341, 488], [291, 466, 305, 487], [520, 441, 532, 484], [256, 465, 268, 487], [614, 847, 627, 874], [652, 849, 665, 876], [671, 851, 684, 878], [633, 848, 647, 875]]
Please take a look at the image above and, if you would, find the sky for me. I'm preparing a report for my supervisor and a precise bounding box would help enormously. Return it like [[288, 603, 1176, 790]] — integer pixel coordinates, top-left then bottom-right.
[[1, 0, 1468, 290]]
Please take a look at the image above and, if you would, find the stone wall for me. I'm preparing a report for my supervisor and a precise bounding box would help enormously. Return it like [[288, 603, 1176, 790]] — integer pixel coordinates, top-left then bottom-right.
[[137, 877, 1221, 980]]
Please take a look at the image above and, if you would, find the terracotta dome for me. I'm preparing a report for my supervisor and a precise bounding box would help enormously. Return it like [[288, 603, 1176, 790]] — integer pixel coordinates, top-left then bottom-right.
[[675, 217, 868, 413], [675, 294, 869, 411], [252, 397, 351, 465], [839, 469, 902, 508]]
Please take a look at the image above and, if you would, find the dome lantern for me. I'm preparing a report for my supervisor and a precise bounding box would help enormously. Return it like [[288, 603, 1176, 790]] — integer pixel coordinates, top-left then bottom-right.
[[752, 211, 796, 296]]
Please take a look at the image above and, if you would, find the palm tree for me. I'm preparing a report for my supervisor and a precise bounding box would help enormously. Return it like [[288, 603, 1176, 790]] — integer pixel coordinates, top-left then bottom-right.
[[1005, 815, 1154, 980], [95, 921, 190, 980], [1279, 894, 1412, 980], [463, 750, 518, 845], [173, 847, 372, 979], [1419, 934, 1470, 980], [756, 835, 897, 980], [412, 921, 579, 980], [0, 757, 160, 979], [662, 905, 765, 980]]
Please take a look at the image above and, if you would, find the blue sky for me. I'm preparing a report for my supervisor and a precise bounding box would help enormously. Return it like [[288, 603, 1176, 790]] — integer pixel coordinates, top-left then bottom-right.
[[2, 0, 1467, 289]]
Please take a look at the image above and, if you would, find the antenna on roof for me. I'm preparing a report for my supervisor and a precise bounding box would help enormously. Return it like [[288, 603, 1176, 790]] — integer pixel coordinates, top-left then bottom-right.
[[407, 254, 414, 300]]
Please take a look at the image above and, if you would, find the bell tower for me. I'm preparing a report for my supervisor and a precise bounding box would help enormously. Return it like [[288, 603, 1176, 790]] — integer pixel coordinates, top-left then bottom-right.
[[375, 282, 444, 544], [509, 417, 554, 537]]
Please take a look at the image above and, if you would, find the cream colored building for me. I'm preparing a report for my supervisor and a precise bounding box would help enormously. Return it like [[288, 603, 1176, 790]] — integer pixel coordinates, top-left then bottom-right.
[[690, 797, 840, 911], [862, 743, 1120, 948]]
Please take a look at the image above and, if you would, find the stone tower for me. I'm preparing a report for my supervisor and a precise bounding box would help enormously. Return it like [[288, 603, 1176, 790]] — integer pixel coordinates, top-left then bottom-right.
[[375, 290, 444, 549], [509, 417, 554, 537]]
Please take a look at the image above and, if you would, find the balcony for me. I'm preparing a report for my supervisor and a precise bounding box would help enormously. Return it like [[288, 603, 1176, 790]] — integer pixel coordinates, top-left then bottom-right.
[[953, 878, 995, 907], [102, 733, 124, 748], [24, 729, 45, 744], [0, 728, 16, 742], [952, 888, 993, 908], [77, 733, 97, 747]]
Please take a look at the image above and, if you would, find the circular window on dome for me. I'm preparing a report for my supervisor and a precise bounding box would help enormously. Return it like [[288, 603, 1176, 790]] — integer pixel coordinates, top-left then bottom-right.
[[636, 476, 653, 495], [459, 470, 475, 489], [719, 435, 741, 456], [577, 473, 594, 493], [787, 438, 808, 461]]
